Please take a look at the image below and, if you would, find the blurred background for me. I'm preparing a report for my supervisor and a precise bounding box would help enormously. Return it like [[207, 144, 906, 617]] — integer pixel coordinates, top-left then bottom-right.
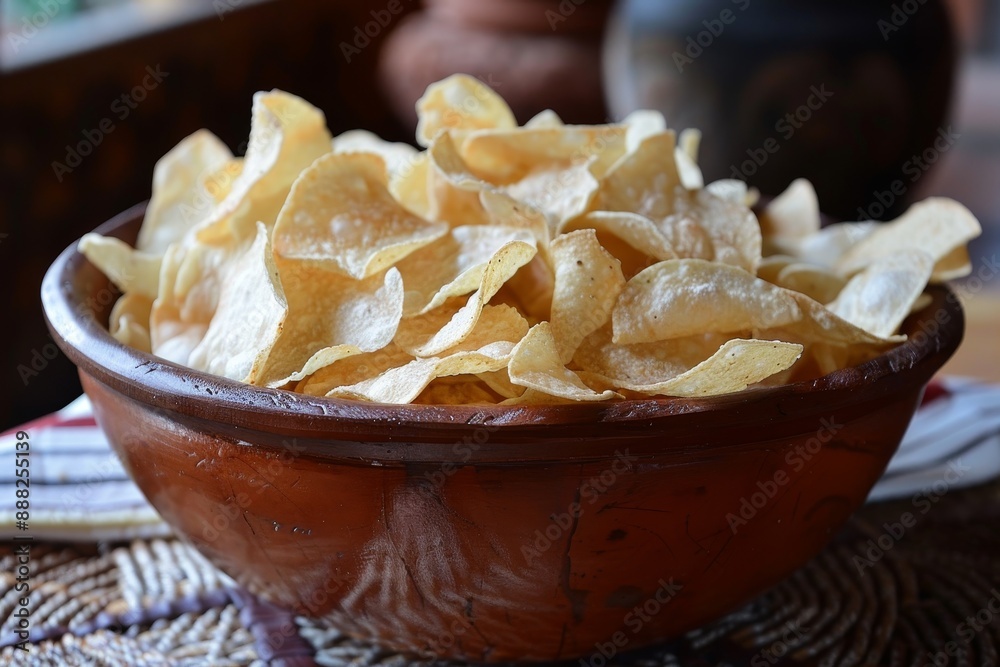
[[2, 0, 998, 430]]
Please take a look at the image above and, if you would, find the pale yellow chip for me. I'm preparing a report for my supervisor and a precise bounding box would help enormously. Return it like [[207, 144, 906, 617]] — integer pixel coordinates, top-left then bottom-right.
[[426, 131, 493, 227], [79, 234, 162, 300], [187, 222, 287, 383], [828, 250, 934, 339], [574, 325, 731, 389], [613, 259, 801, 344], [296, 344, 412, 396], [108, 293, 153, 353], [394, 241, 536, 356], [837, 198, 982, 277], [759, 179, 820, 240], [388, 151, 432, 220], [523, 109, 563, 129], [550, 229, 625, 363], [621, 339, 803, 397], [503, 160, 600, 233], [590, 131, 682, 220], [200, 159, 244, 206], [771, 221, 877, 268], [561, 211, 676, 279], [930, 245, 972, 282], [670, 189, 762, 272], [675, 129, 704, 190], [328, 341, 514, 403], [257, 264, 404, 386], [508, 323, 619, 401], [272, 152, 447, 279], [476, 368, 525, 399], [137, 130, 233, 254], [395, 225, 536, 316], [460, 125, 627, 184], [773, 263, 846, 305], [332, 129, 420, 177], [196, 90, 332, 243], [416, 74, 517, 148]]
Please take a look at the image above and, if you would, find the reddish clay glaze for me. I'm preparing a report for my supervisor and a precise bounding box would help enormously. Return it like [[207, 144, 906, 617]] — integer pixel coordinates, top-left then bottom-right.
[[41, 206, 964, 662]]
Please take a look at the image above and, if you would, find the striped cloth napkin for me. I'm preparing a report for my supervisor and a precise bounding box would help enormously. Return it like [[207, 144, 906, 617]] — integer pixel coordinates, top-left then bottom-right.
[[2, 379, 999, 541]]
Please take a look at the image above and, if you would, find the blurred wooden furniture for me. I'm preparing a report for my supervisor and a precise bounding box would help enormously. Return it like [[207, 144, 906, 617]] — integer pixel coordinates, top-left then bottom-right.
[[0, 0, 415, 430]]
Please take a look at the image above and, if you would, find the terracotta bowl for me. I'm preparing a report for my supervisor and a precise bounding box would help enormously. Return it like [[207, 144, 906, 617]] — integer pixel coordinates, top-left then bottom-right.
[[41, 204, 964, 662]]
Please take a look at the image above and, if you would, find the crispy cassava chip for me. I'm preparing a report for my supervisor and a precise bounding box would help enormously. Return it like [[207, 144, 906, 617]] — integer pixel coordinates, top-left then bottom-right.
[[79, 234, 161, 300], [837, 198, 981, 278], [86, 76, 981, 406], [509, 323, 619, 401], [550, 229, 625, 363], [272, 152, 447, 279], [188, 222, 287, 382], [828, 250, 934, 339], [613, 259, 801, 343], [416, 74, 517, 147]]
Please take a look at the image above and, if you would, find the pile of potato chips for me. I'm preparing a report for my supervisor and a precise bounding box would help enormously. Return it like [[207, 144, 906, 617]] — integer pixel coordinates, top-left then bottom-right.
[[80, 75, 981, 405]]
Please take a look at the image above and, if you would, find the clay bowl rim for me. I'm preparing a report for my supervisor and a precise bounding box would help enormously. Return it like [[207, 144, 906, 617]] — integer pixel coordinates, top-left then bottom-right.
[[42, 203, 964, 461]]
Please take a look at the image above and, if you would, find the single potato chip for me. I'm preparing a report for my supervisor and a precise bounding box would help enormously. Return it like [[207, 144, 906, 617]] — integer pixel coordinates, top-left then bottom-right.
[[332, 129, 420, 177], [395, 241, 536, 356], [590, 131, 682, 220], [759, 179, 820, 241], [773, 263, 846, 305], [508, 323, 620, 401], [550, 229, 625, 363], [416, 74, 517, 147], [613, 259, 801, 343], [79, 234, 162, 300], [188, 222, 287, 383], [272, 152, 448, 279], [137, 130, 233, 254], [328, 341, 514, 403], [621, 339, 802, 397], [828, 250, 934, 339], [196, 90, 332, 243], [108, 293, 153, 353], [296, 344, 412, 396], [258, 264, 404, 386], [836, 198, 982, 277]]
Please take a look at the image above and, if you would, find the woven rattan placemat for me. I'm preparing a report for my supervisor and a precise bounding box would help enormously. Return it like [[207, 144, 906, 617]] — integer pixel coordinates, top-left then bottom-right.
[[3, 480, 999, 666]]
